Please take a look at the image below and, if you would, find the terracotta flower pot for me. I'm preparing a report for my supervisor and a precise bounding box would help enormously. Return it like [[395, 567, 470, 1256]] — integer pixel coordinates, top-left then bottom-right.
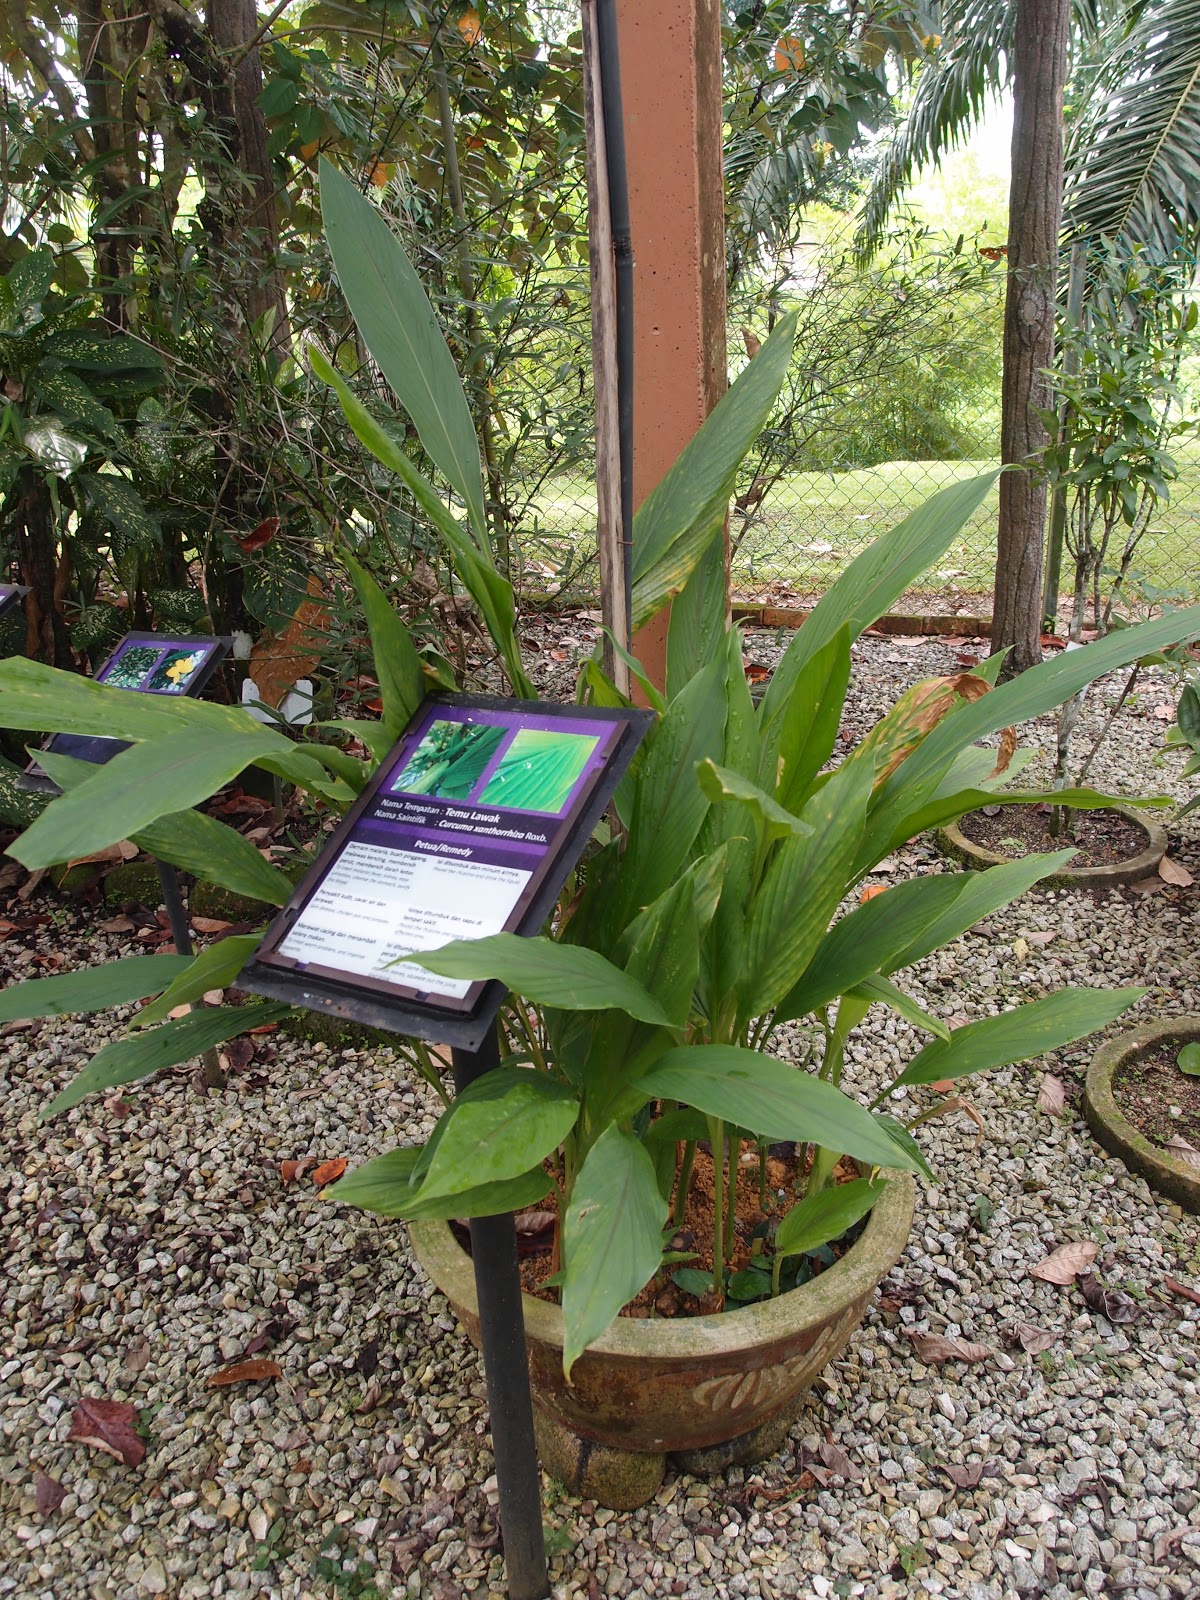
[[409, 1170, 915, 1509], [938, 803, 1167, 889]]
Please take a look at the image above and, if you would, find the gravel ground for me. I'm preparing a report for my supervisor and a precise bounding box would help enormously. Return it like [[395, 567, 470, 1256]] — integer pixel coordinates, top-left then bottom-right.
[[2, 631, 1200, 1600]]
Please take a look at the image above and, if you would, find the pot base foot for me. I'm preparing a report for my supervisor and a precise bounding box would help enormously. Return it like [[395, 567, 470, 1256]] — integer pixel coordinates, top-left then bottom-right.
[[532, 1410, 665, 1511], [670, 1395, 804, 1475]]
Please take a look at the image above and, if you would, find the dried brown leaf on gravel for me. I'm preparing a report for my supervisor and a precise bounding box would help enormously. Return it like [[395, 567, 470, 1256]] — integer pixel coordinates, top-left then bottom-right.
[[906, 1332, 991, 1364], [1158, 856, 1194, 887], [1005, 1321, 1058, 1354], [122, 1338, 151, 1374], [206, 1358, 282, 1388], [66, 1396, 146, 1467], [36, 1472, 65, 1515], [818, 1437, 857, 1479], [1037, 1074, 1067, 1117], [1154, 1527, 1200, 1561], [942, 1461, 986, 1488], [280, 1158, 318, 1184], [312, 1158, 348, 1186], [1076, 1274, 1139, 1324], [192, 917, 233, 934], [1022, 930, 1056, 947], [1030, 1241, 1097, 1284], [1164, 1277, 1200, 1307]]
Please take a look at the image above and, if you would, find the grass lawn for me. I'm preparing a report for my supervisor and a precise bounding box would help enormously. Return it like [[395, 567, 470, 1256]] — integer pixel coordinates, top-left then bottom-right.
[[517, 437, 1200, 607]]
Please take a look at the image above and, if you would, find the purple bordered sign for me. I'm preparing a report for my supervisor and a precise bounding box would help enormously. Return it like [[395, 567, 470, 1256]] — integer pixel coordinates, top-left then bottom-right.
[[240, 694, 653, 1051], [0, 584, 29, 622]]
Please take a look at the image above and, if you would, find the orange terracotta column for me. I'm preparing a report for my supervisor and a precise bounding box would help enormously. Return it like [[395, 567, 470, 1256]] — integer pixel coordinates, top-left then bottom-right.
[[616, 0, 728, 692]]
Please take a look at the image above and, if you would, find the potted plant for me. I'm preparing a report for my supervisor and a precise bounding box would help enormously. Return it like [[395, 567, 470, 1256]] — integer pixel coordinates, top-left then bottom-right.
[[942, 246, 1197, 887], [2, 166, 1199, 1511]]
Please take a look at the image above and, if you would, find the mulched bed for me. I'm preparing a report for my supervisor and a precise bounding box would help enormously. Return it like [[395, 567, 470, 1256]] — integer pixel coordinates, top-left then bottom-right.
[[958, 802, 1149, 868], [1114, 1043, 1200, 1148]]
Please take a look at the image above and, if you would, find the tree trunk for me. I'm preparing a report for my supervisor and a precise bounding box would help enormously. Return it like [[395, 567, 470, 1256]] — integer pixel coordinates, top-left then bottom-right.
[[993, 0, 1068, 676], [9, 467, 75, 668]]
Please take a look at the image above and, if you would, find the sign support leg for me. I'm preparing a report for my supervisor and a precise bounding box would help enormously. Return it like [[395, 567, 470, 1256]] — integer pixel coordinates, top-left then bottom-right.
[[452, 1028, 549, 1600], [156, 859, 224, 1089]]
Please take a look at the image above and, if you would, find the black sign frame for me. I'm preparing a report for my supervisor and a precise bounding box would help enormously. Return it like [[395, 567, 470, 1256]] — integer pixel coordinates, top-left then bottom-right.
[[239, 693, 653, 1052]]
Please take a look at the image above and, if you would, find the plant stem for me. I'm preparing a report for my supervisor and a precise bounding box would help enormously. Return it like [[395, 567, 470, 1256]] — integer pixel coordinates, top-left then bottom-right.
[[708, 1117, 725, 1300], [724, 1141, 737, 1263], [758, 1142, 769, 1209], [673, 1140, 696, 1228]]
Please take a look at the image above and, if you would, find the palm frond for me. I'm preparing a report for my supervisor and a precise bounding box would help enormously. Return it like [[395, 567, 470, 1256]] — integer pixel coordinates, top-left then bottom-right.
[[855, 0, 1016, 262], [1064, 0, 1200, 257]]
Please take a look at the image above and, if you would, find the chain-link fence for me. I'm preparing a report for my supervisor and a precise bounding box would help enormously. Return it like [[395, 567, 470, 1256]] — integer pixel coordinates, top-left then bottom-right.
[[504, 236, 1200, 619]]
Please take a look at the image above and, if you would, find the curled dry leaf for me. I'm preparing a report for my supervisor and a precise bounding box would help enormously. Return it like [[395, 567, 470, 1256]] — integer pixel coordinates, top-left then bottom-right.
[[312, 1158, 348, 1186], [1163, 1276, 1200, 1308], [817, 1437, 856, 1479], [906, 1331, 992, 1364], [280, 1158, 317, 1185], [36, 1472, 65, 1515], [122, 1338, 151, 1374], [191, 917, 233, 934], [1154, 1527, 1200, 1562], [1023, 930, 1056, 947], [1076, 1274, 1139, 1325], [942, 1461, 986, 1489], [989, 726, 1018, 779], [1165, 1135, 1200, 1173], [66, 1397, 145, 1467], [1037, 1074, 1067, 1117], [1005, 1321, 1058, 1355], [1030, 1240, 1098, 1285], [205, 1358, 282, 1388], [1158, 856, 1194, 887]]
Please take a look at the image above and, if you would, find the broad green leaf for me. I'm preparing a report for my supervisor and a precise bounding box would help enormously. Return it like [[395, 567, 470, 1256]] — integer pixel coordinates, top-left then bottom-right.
[[618, 653, 726, 919], [0, 954, 190, 1021], [33, 368, 117, 439], [777, 851, 1076, 1023], [44, 1002, 291, 1117], [1178, 1043, 1200, 1077], [417, 1070, 579, 1203], [316, 718, 394, 765], [134, 934, 264, 1028], [326, 1145, 552, 1220], [615, 874, 699, 1029], [631, 312, 799, 629], [847, 973, 949, 1040], [873, 1114, 936, 1182], [561, 1126, 667, 1375], [82, 474, 160, 549], [344, 553, 424, 740], [637, 1046, 923, 1172], [895, 987, 1146, 1089], [400, 934, 672, 1025], [697, 759, 811, 844], [310, 348, 531, 697], [320, 160, 488, 543], [36, 751, 293, 906], [774, 1177, 884, 1260], [759, 625, 851, 814], [741, 755, 874, 1018], [0, 657, 255, 741], [872, 607, 1200, 835], [11, 726, 284, 869], [665, 529, 728, 698], [760, 472, 1000, 735]]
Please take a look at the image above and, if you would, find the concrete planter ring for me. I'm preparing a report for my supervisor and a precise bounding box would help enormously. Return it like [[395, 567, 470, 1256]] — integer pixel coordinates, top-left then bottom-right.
[[1085, 1020, 1200, 1213], [937, 803, 1168, 889], [409, 1170, 915, 1510]]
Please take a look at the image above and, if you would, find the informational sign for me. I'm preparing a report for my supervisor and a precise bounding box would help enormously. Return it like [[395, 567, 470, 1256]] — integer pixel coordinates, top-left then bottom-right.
[[29, 632, 231, 775], [242, 695, 652, 1046], [0, 584, 28, 621]]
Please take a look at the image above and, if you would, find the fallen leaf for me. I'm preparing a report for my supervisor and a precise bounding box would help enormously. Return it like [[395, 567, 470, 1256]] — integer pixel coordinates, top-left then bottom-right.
[[1151, 703, 1176, 720], [906, 1332, 991, 1364], [1158, 856, 1194, 887], [817, 1437, 856, 1479], [1023, 930, 1055, 947], [1129, 875, 1167, 896], [1164, 1135, 1200, 1172], [859, 884, 889, 904], [250, 577, 328, 710], [222, 1037, 255, 1073], [192, 917, 233, 934], [98, 915, 135, 933], [235, 514, 280, 553], [1030, 1241, 1098, 1284], [1077, 1274, 1139, 1324], [356, 1379, 383, 1413], [205, 1358, 282, 1388], [942, 1461, 985, 1488], [1154, 1527, 1200, 1561], [1163, 1276, 1200, 1307], [312, 1158, 347, 1186], [242, 1319, 288, 1357], [989, 726, 1017, 778], [66, 1397, 145, 1467], [1037, 1074, 1066, 1116], [1013, 935, 1030, 963], [36, 1472, 65, 1515], [122, 1338, 151, 1374], [1005, 1321, 1058, 1354]]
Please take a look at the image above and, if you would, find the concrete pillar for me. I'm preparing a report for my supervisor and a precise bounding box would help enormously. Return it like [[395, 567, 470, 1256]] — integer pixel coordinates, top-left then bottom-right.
[[617, 0, 728, 691]]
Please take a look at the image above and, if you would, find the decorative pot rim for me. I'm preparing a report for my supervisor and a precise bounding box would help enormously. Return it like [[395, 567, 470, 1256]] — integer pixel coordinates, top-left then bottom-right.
[[409, 1168, 916, 1361], [1085, 1019, 1200, 1212], [938, 802, 1168, 888]]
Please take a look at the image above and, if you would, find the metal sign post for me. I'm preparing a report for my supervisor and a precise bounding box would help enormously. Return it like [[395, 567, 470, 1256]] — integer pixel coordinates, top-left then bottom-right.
[[240, 693, 653, 1600]]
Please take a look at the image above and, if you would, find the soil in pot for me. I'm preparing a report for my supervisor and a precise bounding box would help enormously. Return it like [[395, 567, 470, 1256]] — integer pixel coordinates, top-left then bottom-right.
[[1114, 1044, 1200, 1153], [453, 1144, 865, 1318], [957, 804, 1147, 868]]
